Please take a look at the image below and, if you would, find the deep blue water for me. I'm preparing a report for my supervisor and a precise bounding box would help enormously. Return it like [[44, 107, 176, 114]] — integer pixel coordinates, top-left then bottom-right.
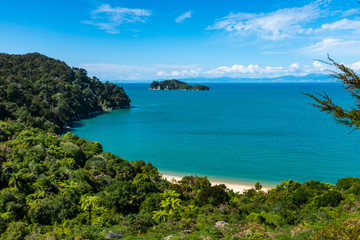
[[70, 83, 360, 186]]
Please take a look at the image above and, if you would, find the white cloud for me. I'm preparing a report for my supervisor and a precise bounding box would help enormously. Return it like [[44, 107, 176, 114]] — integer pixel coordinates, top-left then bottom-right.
[[175, 10, 192, 23], [207, 0, 326, 40], [341, 8, 359, 17], [301, 38, 360, 56], [312, 60, 327, 71], [313, 60, 322, 68], [205, 64, 263, 75], [289, 63, 300, 70], [202, 63, 305, 78], [317, 19, 360, 32], [82, 4, 151, 34], [157, 68, 202, 78], [80, 61, 360, 81], [350, 61, 360, 71]]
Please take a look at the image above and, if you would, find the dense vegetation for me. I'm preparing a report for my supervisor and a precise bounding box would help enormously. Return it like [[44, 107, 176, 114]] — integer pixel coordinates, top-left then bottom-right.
[[150, 80, 209, 90], [0, 53, 130, 132], [0, 53, 360, 239], [1, 123, 360, 240]]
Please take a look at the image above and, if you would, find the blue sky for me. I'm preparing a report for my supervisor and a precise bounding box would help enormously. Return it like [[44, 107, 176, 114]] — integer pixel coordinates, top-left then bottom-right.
[[1, 0, 360, 81]]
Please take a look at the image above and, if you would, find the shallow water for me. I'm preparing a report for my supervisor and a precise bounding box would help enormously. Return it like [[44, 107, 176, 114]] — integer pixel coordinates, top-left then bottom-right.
[[70, 83, 360, 186]]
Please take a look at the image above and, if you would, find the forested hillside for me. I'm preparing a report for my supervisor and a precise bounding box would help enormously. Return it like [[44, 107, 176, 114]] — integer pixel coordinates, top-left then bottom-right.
[[1, 122, 360, 239], [0, 53, 359, 239], [0, 53, 130, 132]]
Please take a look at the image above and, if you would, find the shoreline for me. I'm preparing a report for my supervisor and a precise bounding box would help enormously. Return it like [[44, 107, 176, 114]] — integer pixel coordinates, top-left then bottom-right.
[[162, 174, 273, 193]]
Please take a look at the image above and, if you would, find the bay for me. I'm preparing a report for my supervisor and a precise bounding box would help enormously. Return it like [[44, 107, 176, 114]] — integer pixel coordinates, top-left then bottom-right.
[[70, 83, 360, 186]]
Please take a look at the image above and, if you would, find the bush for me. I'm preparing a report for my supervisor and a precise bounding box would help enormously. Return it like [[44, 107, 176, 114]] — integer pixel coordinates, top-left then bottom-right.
[[313, 189, 343, 208], [336, 177, 360, 191], [1, 221, 29, 240], [198, 184, 229, 206]]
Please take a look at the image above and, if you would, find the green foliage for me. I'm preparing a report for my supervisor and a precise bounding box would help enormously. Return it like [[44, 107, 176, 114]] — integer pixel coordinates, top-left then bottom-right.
[[1, 221, 29, 240], [150, 80, 209, 90], [312, 189, 343, 208], [314, 217, 360, 240], [79, 195, 101, 225], [198, 184, 230, 206], [140, 193, 161, 214], [0, 124, 358, 238], [192, 84, 210, 90], [153, 190, 182, 222], [194, 177, 211, 191], [336, 177, 360, 193], [255, 181, 262, 190], [0, 124, 164, 238], [0, 53, 130, 131], [247, 211, 283, 229], [306, 56, 360, 129]]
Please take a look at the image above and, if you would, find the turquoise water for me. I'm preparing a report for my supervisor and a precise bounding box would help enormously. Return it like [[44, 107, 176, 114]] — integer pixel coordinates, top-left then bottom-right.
[[70, 83, 360, 186]]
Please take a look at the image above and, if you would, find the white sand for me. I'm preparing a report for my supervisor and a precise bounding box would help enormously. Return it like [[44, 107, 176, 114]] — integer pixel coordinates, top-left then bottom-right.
[[162, 174, 272, 193]]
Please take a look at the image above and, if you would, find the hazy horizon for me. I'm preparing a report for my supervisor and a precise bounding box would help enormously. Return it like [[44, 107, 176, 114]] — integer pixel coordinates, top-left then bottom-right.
[[109, 73, 331, 83]]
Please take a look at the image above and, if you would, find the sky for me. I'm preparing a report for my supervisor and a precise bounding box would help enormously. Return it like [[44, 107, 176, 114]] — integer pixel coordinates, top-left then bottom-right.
[[1, 0, 360, 81]]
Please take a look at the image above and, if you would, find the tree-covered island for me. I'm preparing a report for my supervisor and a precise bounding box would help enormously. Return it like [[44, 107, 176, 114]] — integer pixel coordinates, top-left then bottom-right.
[[1, 53, 360, 239], [150, 80, 209, 90]]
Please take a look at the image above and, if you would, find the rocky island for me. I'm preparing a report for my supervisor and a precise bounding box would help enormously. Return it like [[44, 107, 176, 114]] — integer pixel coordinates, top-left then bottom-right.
[[149, 79, 210, 90]]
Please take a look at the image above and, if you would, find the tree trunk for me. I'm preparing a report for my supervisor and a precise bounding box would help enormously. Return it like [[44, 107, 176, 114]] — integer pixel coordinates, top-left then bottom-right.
[[89, 206, 92, 225]]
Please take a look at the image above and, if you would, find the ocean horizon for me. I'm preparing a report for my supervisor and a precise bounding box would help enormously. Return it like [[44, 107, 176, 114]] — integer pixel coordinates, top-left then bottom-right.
[[69, 82, 359, 186]]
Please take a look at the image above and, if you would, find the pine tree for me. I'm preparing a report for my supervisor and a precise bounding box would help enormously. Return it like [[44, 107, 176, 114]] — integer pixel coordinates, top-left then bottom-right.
[[306, 56, 360, 129]]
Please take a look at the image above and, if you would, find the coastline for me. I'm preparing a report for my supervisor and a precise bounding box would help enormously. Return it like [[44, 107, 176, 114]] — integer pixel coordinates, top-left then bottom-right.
[[162, 174, 273, 193]]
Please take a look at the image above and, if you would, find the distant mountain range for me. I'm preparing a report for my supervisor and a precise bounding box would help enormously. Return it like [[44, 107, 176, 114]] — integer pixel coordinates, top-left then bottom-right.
[[111, 73, 331, 83], [171, 73, 331, 83]]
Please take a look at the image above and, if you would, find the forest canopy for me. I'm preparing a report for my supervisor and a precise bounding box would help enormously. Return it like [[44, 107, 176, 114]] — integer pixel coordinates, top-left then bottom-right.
[[150, 80, 209, 90], [0, 53, 130, 132]]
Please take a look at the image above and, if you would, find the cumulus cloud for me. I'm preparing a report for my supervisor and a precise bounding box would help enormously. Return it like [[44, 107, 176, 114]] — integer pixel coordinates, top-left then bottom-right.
[[157, 68, 201, 78], [202, 63, 305, 78], [207, 0, 327, 40], [80, 61, 360, 81], [82, 4, 151, 34], [289, 63, 300, 70], [312, 60, 327, 71], [350, 61, 360, 71], [313, 60, 323, 68], [175, 10, 192, 23]]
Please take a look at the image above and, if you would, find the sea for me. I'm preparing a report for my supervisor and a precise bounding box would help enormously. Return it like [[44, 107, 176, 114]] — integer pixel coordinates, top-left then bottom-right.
[[69, 83, 360, 186]]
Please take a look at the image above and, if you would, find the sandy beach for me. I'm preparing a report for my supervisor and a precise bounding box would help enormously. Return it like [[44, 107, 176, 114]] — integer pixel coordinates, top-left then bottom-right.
[[162, 174, 273, 193]]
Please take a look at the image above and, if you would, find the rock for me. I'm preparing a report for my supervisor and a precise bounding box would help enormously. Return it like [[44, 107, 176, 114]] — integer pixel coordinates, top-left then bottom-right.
[[180, 230, 192, 234], [163, 234, 174, 240], [105, 231, 124, 239], [200, 236, 212, 240], [215, 221, 229, 229]]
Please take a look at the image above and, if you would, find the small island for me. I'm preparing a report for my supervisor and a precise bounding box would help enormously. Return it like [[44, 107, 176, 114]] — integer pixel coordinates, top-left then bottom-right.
[[150, 79, 209, 90]]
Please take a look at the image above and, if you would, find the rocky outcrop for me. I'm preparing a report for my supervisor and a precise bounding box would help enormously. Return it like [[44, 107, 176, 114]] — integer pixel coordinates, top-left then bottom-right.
[[105, 231, 124, 239]]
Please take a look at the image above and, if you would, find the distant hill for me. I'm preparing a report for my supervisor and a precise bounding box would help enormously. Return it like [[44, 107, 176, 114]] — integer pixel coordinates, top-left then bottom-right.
[[111, 73, 330, 83], [0, 53, 131, 131], [178, 73, 330, 83], [149, 79, 210, 90]]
